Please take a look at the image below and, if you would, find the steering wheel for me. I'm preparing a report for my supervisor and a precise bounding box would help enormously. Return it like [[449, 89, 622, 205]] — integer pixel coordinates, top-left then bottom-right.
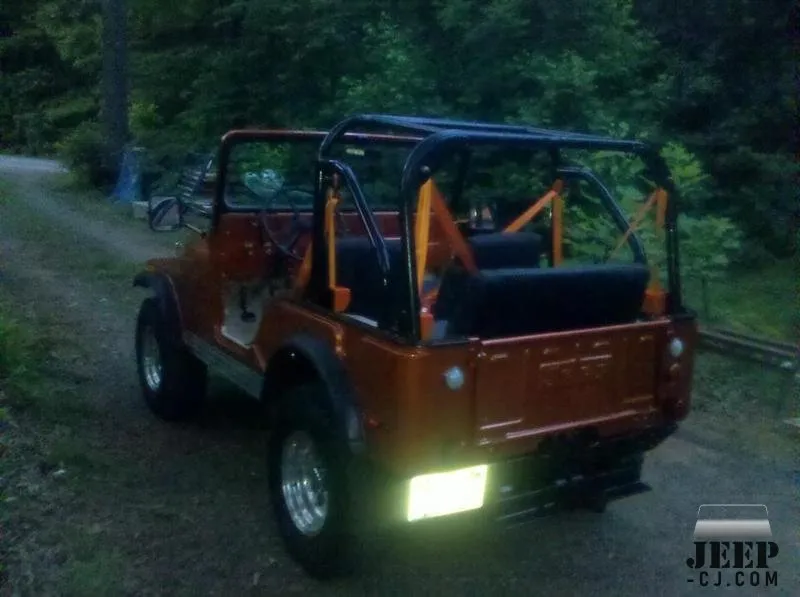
[[257, 185, 315, 262]]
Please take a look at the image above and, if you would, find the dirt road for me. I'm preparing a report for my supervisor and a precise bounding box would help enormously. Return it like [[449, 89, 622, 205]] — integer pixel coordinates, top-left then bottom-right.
[[1, 156, 797, 597]]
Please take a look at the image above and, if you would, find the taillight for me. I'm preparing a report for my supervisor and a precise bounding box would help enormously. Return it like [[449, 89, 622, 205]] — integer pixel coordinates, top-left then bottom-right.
[[667, 362, 681, 381], [668, 337, 685, 358], [660, 320, 697, 421]]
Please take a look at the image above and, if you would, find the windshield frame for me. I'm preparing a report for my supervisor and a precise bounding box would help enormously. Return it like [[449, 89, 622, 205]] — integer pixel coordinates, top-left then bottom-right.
[[213, 129, 421, 222]]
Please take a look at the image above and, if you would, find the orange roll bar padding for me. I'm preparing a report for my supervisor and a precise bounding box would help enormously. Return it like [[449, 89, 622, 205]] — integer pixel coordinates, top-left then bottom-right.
[[645, 188, 669, 315], [552, 192, 564, 266], [324, 188, 351, 312], [655, 188, 667, 230], [415, 180, 433, 293], [503, 180, 564, 233], [293, 242, 313, 293], [325, 189, 339, 287], [417, 179, 477, 339]]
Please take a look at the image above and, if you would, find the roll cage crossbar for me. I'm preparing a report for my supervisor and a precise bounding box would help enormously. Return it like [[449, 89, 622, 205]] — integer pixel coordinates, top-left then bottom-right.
[[316, 114, 682, 341]]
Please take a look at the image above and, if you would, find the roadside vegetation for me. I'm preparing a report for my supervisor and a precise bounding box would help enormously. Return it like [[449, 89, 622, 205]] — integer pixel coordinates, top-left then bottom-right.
[[684, 260, 798, 341], [0, 295, 94, 596], [0, 186, 138, 596]]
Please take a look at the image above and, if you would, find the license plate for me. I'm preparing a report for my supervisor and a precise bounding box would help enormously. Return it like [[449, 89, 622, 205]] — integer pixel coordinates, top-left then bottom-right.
[[407, 464, 489, 522]]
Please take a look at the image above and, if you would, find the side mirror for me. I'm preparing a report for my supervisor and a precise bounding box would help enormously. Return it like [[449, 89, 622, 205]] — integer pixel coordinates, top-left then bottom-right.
[[148, 196, 183, 232]]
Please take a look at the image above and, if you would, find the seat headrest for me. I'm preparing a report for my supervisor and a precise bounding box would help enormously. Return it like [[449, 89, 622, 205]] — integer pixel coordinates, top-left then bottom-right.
[[467, 232, 543, 269]]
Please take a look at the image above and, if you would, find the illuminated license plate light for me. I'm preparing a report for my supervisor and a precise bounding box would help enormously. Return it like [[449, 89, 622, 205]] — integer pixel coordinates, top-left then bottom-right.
[[406, 464, 489, 522]]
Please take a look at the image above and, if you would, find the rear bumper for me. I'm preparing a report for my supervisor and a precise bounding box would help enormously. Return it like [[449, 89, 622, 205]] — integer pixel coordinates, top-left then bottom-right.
[[353, 422, 677, 529], [488, 423, 677, 524]]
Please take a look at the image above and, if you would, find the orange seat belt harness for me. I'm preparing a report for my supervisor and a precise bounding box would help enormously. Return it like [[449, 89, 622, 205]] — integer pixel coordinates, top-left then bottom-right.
[[503, 180, 564, 265]]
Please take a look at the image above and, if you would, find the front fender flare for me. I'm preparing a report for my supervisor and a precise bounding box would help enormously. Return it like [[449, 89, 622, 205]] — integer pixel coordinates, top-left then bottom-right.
[[133, 271, 183, 343]]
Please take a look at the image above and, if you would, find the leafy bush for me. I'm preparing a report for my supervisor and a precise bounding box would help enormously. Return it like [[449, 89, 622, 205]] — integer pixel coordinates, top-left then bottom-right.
[[676, 214, 743, 281], [129, 100, 163, 145], [658, 142, 714, 212], [560, 142, 743, 284], [56, 123, 115, 188]]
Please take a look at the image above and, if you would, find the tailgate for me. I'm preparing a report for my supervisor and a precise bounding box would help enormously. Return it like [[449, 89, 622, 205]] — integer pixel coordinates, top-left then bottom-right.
[[473, 321, 669, 447]]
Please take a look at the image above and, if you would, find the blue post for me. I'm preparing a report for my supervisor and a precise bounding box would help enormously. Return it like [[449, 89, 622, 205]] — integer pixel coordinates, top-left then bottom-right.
[[110, 146, 142, 203]]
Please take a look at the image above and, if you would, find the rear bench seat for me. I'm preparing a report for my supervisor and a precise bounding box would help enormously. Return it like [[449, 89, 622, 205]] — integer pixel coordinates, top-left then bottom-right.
[[334, 232, 649, 339], [467, 232, 544, 269], [434, 232, 543, 323], [433, 231, 649, 338], [335, 232, 545, 324], [432, 264, 650, 339]]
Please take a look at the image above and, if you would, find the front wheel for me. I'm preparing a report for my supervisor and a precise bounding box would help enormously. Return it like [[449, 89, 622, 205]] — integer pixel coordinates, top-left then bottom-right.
[[135, 297, 207, 421], [268, 382, 357, 579]]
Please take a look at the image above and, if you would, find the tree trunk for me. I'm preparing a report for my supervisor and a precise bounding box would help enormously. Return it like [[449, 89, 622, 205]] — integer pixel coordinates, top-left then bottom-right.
[[101, 0, 129, 177]]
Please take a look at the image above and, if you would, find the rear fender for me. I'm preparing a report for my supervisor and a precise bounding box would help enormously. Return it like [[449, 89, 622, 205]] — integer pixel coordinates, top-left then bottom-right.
[[263, 334, 366, 457]]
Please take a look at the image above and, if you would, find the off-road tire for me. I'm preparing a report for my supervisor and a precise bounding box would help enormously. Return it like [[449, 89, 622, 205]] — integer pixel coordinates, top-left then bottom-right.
[[268, 382, 357, 579], [135, 297, 207, 421]]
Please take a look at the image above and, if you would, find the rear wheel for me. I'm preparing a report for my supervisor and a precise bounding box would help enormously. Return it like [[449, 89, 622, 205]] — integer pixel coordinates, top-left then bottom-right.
[[135, 297, 207, 421], [268, 382, 357, 579]]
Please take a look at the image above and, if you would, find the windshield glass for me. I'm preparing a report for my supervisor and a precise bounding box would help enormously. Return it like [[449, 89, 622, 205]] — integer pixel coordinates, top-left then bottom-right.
[[225, 138, 320, 210], [225, 136, 415, 213]]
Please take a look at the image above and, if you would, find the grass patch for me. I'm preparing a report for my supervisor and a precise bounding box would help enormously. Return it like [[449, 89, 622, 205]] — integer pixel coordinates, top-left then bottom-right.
[[1, 172, 182, 259], [60, 532, 129, 597], [45, 431, 114, 475], [0, 178, 13, 203], [0, 193, 143, 294], [50, 172, 143, 227], [692, 352, 798, 417], [0, 293, 125, 595], [0, 297, 95, 426], [48, 171, 202, 245], [684, 260, 797, 340], [0, 296, 49, 395], [689, 352, 798, 459], [62, 552, 127, 597]]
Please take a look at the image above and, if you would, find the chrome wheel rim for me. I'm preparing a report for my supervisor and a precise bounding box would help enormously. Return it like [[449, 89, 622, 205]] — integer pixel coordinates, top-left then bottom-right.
[[281, 430, 328, 536], [141, 326, 163, 392]]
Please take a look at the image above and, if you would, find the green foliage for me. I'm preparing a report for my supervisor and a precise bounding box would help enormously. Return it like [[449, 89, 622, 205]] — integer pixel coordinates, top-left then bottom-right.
[[659, 142, 713, 211], [335, 14, 444, 116], [684, 260, 797, 340], [0, 305, 31, 383], [677, 214, 743, 281], [129, 100, 163, 144], [560, 141, 742, 285], [61, 545, 127, 597], [1, 0, 793, 259], [56, 123, 114, 188]]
